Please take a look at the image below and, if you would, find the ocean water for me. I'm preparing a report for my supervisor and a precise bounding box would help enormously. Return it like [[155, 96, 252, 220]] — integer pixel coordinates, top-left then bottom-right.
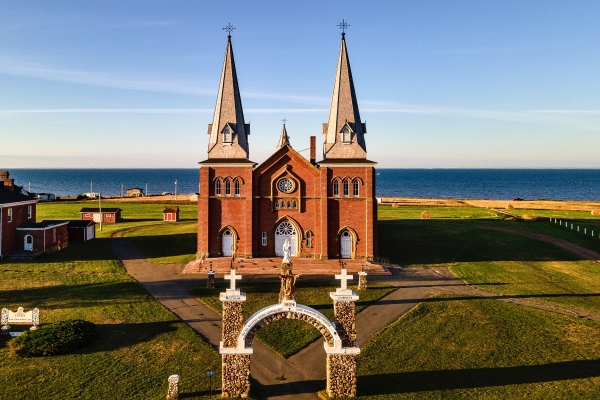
[[4, 168, 600, 201]]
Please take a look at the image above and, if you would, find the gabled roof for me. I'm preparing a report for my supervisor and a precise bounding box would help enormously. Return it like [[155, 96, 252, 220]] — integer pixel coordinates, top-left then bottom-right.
[[17, 220, 69, 230], [79, 208, 122, 213], [207, 35, 250, 159], [254, 144, 319, 176], [67, 220, 96, 228], [163, 206, 180, 213], [0, 188, 36, 205]]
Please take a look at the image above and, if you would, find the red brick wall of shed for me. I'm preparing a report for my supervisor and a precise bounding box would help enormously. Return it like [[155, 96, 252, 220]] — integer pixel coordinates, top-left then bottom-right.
[[43, 225, 69, 253], [1, 203, 36, 257], [16, 230, 45, 253]]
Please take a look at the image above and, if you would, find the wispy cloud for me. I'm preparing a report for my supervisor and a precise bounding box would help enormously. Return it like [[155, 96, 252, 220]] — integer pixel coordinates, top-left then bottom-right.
[[0, 108, 213, 115]]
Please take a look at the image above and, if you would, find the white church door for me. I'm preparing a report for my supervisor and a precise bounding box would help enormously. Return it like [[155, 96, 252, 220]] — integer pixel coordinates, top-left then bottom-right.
[[340, 230, 352, 259], [275, 221, 298, 257], [222, 229, 233, 256], [24, 235, 33, 251]]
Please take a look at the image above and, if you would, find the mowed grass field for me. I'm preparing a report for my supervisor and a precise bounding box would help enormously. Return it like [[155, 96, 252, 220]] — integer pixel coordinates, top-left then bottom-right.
[[2, 200, 600, 398]]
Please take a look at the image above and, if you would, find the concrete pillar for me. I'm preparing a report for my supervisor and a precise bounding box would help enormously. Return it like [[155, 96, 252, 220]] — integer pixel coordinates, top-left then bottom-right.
[[166, 375, 180, 400]]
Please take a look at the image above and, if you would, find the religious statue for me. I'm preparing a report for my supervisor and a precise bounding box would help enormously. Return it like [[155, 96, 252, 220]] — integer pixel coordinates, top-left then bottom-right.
[[279, 267, 301, 303], [282, 239, 292, 264]]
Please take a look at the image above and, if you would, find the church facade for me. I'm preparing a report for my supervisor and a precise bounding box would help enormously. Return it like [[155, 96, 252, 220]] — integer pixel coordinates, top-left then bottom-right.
[[197, 32, 377, 260]]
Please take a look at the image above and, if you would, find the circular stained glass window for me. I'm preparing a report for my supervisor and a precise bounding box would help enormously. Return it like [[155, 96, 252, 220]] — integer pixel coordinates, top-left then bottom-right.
[[277, 178, 295, 193]]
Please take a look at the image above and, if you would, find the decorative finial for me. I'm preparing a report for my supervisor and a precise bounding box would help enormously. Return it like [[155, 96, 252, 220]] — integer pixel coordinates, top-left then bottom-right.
[[223, 23, 235, 38], [337, 19, 349, 36], [281, 117, 287, 125]]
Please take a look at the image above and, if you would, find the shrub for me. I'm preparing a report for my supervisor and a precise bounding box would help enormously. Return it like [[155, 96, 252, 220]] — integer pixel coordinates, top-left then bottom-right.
[[9, 320, 96, 357]]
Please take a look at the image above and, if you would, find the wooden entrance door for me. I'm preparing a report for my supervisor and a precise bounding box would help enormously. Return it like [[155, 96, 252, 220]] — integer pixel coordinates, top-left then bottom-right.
[[340, 231, 352, 259], [274, 221, 298, 257], [222, 229, 233, 256]]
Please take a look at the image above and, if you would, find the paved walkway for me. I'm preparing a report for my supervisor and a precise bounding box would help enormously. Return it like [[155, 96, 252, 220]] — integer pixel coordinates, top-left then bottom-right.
[[109, 237, 600, 399]]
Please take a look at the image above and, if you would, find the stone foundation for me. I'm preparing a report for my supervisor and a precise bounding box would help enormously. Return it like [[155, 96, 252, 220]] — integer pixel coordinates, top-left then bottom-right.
[[358, 272, 367, 290], [326, 354, 357, 398], [221, 354, 251, 398], [333, 301, 356, 347]]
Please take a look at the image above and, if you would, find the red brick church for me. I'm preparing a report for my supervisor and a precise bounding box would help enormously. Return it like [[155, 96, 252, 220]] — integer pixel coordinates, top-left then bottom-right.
[[197, 32, 377, 260]]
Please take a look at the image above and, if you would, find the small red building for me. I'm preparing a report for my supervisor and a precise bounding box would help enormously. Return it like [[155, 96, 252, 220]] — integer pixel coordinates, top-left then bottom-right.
[[67, 220, 96, 241], [16, 220, 69, 256], [0, 171, 37, 259], [163, 206, 180, 222], [80, 208, 122, 223]]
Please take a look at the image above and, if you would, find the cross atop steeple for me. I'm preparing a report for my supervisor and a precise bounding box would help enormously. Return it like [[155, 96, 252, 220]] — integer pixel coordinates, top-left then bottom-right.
[[223, 23, 235, 37], [337, 19, 350, 35]]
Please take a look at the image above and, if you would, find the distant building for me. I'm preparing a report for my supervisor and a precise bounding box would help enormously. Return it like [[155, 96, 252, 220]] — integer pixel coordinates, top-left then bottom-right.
[[16, 220, 69, 256], [80, 208, 122, 223], [127, 188, 144, 197], [82, 192, 99, 199], [67, 220, 96, 242], [0, 171, 37, 259], [163, 206, 180, 222], [189, 193, 200, 201], [35, 193, 56, 201]]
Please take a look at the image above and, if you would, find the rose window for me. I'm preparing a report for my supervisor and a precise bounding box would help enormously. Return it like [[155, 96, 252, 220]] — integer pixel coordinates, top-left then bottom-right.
[[277, 178, 296, 193]]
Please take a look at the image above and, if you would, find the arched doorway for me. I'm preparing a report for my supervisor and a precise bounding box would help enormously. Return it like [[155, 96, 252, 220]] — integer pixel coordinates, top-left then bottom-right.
[[275, 220, 298, 257], [24, 235, 33, 251], [222, 229, 234, 256], [340, 230, 352, 259]]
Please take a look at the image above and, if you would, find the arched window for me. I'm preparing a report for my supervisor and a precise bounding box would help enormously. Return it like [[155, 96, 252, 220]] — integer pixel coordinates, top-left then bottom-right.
[[342, 127, 351, 143], [215, 180, 221, 196], [234, 179, 240, 196], [306, 231, 312, 248], [225, 179, 231, 196], [292, 201, 297, 209], [333, 180, 339, 197], [343, 180, 349, 197], [275, 201, 280, 209], [223, 127, 232, 143], [287, 201, 291, 209], [353, 180, 359, 197], [262, 231, 267, 246]]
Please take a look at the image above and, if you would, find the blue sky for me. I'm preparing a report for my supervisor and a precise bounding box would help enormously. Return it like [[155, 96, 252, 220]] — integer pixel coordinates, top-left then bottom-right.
[[1, 1, 599, 168]]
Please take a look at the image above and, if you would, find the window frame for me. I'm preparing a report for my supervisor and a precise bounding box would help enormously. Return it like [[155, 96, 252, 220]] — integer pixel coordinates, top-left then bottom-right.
[[353, 180, 359, 197], [261, 231, 267, 246], [333, 180, 339, 197], [234, 179, 240, 197], [223, 127, 232, 143], [7, 208, 12, 223], [225, 179, 231, 196], [306, 231, 312, 248], [215, 180, 221, 196], [342, 127, 351, 143], [343, 180, 349, 197], [27, 205, 32, 219]]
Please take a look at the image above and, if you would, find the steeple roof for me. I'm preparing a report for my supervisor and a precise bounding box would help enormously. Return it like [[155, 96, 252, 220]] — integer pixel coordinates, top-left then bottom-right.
[[207, 35, 250, 159], [277, 123, 291, 149], [323, 33, 367, 159]]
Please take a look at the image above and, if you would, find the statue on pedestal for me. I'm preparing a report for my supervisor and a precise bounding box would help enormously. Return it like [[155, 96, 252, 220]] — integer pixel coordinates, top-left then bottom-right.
[[279, 239, 301, 302]]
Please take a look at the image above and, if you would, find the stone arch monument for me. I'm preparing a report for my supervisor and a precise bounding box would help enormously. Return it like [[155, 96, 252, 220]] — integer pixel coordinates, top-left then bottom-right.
[[219, 268, 360, 398]]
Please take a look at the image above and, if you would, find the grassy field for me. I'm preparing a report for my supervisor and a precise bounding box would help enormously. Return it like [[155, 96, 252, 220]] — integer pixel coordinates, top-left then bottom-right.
[[122, 222, 197, 263], [357, 295, 600, 399], [192, 280, 395, 357], [0, 237, 220, 399]]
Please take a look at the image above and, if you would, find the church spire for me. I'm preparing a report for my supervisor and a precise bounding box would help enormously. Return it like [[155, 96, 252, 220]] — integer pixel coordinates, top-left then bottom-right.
[[322, 28, 367, 159], [277, 122, 291, 149], [207, 28, 250, 159]]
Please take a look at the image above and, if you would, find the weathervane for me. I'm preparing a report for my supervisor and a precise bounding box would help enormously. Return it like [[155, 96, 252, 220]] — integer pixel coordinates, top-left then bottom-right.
[[337, 19, 350, 35], [223, 23, 235, 37]]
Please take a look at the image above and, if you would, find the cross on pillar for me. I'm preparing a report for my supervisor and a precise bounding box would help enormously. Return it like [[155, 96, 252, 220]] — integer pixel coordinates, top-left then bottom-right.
[[225, 269, 242, 291], [335, 268, 353, 290]]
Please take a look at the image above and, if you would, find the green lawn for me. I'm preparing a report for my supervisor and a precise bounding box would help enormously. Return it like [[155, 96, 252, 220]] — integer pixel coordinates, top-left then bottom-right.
[[378, 205, 501, 220], [357, 295, 600, 399], [122, 222, 197, 264], [192, 279, 395, 357], [0, 238, 220, 399]]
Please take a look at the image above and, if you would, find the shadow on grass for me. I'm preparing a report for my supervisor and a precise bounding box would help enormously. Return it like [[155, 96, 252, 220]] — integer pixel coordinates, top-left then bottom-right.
[[372, 292, 600, 306], [0, 281, 150, 310], [251, 377, 325, 398], [0, 238, 117, 265], [358, 359, 600, 395], [378, 219, 584, 264], [126, 233, 196, 260], [78, 320, 180, 354]]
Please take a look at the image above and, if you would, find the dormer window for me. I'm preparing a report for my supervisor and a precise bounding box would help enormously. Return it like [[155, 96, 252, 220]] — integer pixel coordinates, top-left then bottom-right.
[[342, 127, 351, 143], [223, 127, 232, 143]]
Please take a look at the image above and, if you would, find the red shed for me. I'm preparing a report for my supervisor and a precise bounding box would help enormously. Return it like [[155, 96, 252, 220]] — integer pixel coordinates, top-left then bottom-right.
[[67, 220, 96, 241], [80, 208, 122, 223], [16, 220, 69, 256], [163, 206, 180, 222]]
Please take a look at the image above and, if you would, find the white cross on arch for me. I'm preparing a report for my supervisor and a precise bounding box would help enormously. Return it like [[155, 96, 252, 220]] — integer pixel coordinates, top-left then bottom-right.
[[335, 268, 353, 290], [225, 269, 242, 291]]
